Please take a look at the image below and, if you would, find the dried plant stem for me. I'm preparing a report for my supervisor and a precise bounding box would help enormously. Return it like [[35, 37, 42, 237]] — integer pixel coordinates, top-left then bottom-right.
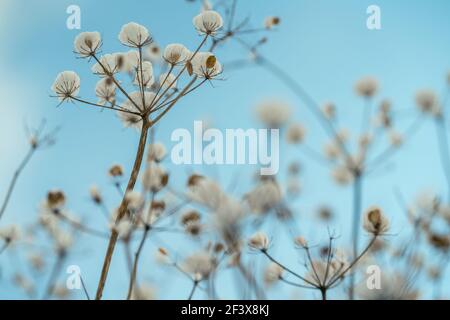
[[236, 261, 266, 300], [95, 120, 150, 300], [126, 227, 150, 300], [0, 146, 35, 221], [42, 252, 65, 300], [188, 280, 199, 300], [349, 172, 362, 300]]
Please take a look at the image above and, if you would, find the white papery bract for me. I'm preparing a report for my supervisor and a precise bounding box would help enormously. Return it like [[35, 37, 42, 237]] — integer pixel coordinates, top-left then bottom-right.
[[51, 71, 80, 101], [95, 78, 116, 105], [74, 31, 101, 57], [91, 53, 126, 76], [119, 22, 151, 48], [134, 61, 154, 88], [163, 43, 190, 65], [193, 10, 223, 35], [190, 52, 222, 79], [159, 73, 177, 90]]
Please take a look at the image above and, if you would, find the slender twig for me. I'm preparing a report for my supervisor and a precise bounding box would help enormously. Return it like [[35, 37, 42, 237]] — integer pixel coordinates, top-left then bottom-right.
[[126, 226, 150, 300]]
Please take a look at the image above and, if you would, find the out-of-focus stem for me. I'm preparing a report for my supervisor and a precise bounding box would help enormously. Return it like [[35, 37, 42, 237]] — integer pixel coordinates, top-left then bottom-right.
[[349, 172, 362, 300], [0, 146, 35, 221]]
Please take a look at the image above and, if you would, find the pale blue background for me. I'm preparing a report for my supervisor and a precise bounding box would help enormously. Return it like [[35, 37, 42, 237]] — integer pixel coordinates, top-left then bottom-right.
[[0, 0, 449, 299]]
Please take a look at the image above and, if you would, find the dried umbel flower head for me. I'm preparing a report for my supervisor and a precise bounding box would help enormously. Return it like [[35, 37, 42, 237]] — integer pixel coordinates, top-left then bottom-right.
[[109, 164, 124, 177], [181, 210, 201, 226], [119, 22, 152, 48], [89, 185, 102, 204], [416, 89, 439, 114], [355, 76, 379, 98], [427, 233, 450, 251], [317, 206, 334, 221], [264, 262, 283, 285], [46, 190, 66, 210], [190, 52, 222, 79], [255, 99, 292, 128], [125, 191, 145, 212], [0, 225, 21, 244], [245, 179, 282, 214], [248, 231, 270, 250], [130, 283, 157, 300], [147, 142, 167, 162], [294, 236, 307, 248], [331, 166, 353, 186], [142, 163, 169, 193], [163, 43, 190, 65], [363, 206, 389, 235], [74, 31, 101, 57], [95, 78, 116, 105], [54, 231, 74, 252], [286, 123, 306, 144], [183, 251, 216, 280], [264, 16, 280, 29], [118, 92, 155, 129], [51, 71, 80, 102], [193, 10, 223, 35], [91, 53, 126, 76]]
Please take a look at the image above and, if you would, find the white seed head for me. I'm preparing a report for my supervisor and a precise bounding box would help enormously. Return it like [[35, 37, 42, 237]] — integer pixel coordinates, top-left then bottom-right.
[[354, 76, 379, 98], [74, 31, 101, 57], [163, 43, 190, 65], [51, 71, 80, 101], [193, 10, 223, 35], [248, 231, 270, 250], [119, 22, 151, 48]]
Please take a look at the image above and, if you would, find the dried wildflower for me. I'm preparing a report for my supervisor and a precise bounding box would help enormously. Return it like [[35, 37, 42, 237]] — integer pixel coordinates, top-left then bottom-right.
[[163, 43, 190, 65], [264, 263, 283, 285], [317, 206, 333, 221], [125, 191, 145, 212], [248, 231, 270, 250], [51, 71, 80, 102], [95, 78, 116, 105], [331, 166, 353, 185], [255, 99, 292, 128], [323, 141, 340, 160], [188, 175, 228, 209], [264, 16, 280, 29], [145, 42, 161, 62], [133, 61, 155, 88], [119, 22, 151, 48], [416, 89, 439, 114], [109, 164, 124, 178], [185, 222, 203, 236], [245, 179, 282, 214], [53, 284, 71, 299], [89, 185, 102, 204], [181, 210, 201, 226], [183, 251, 216, 280], [354, 76, 379, 98], [118, 92, 155, 129], [142, 163, 169, 193], [427, 233, 450, 251], [363, 206, 389, 235], [46, 190, 66, 211], [286, 122, 306, 144], [193, 10, 223, 35], [294, 236, 307, 248], [114, 218, 134, 239], [147, 142, 167, 162], [74, 31, 101, 57], [91, 53, 126, 76], [190, 52, 222, 79], [0, 224, 20, 244]]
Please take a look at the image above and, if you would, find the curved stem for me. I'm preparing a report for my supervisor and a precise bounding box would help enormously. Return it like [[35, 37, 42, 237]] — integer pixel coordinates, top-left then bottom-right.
[[0, 147, 35, 221], [126, 227, 150, 300], [349, 172, 362, 300], [188, 281, 199, 300], [95, 120, 150, 300]]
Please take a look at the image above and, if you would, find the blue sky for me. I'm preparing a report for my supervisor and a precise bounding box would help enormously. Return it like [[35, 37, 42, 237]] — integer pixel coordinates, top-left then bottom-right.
[[0, 0, 449, 299]]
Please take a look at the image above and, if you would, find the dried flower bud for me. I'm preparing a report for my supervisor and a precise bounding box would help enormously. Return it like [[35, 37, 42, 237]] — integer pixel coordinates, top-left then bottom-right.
[[109, 164, 124, 177], [294, 236, 307, 248], [363, 206, 389, 235]]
